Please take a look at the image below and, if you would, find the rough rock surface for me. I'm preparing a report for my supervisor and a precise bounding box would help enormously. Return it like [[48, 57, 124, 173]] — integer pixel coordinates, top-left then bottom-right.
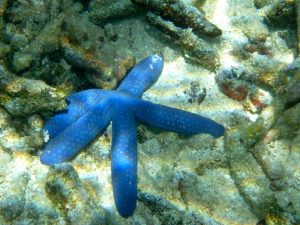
[[0, 0, 299, 224]]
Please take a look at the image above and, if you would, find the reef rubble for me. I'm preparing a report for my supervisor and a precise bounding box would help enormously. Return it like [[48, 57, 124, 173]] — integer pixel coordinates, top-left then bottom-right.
[[0, 0, 299, 224]]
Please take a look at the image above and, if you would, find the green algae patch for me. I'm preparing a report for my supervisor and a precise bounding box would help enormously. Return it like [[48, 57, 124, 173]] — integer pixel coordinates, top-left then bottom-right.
[[0, 64, 72, 116], [0, 42, 11, 59], [45, 164, 107, 224], [2, 91, 66, 117]]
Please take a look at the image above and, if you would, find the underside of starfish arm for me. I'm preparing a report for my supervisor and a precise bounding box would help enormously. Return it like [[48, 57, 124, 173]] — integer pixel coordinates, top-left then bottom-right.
[[111, 108, 137, 218], [117, 53, 164, 98], [134, 100, 225, 138], [40, 100, 111, 165], [45, 89, 108, 140]]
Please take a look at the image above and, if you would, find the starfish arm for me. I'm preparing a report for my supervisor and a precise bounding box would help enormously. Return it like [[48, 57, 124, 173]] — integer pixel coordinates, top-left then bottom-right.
[[117, 53, 164, 98], [134, 100, 225, 138], [40, 100, 111, 165], [111, 108, 137, 218], [45, 89, 107, 139]]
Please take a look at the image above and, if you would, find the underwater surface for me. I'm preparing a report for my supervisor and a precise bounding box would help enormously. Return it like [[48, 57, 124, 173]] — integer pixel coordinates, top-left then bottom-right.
[[0, 0, 299, 224]]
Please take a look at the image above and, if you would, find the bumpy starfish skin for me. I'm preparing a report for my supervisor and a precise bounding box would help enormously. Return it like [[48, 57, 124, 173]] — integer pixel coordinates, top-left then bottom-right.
[[40, 53, 225, 217]]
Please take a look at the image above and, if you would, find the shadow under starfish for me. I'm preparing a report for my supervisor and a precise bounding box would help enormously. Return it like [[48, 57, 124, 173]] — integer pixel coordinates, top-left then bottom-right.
[[40, 53, 225, 217]]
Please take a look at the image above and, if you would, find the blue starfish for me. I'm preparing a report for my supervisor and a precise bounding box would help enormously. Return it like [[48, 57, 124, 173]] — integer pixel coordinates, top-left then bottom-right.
[[40, 53, 225, 217]]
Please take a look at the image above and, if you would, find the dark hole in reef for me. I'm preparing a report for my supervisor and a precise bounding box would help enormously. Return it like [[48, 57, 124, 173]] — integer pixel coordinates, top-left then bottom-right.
[[256, 219, 266, 225], [2, 0, 15, 23], [284, 97, 300, 111], [70, 67, 98, 91], [78, 0, 91, 11]]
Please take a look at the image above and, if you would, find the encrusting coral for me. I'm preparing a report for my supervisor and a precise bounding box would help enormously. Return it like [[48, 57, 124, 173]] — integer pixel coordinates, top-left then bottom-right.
[[146, 12, 219, 70], [0, 65, 67, 116], [131, 0, 221, 70]]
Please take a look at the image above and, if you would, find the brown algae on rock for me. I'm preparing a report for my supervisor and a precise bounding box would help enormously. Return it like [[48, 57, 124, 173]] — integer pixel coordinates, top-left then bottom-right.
[[131, 0, 222, 37], [147, 12, 219, 70]]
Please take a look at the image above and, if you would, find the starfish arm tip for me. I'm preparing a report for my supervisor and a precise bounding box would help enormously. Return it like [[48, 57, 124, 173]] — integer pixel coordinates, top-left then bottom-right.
[[135, 100, 225, 137], [111, 110, 137, 217], [117, 53, 164, 98]]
